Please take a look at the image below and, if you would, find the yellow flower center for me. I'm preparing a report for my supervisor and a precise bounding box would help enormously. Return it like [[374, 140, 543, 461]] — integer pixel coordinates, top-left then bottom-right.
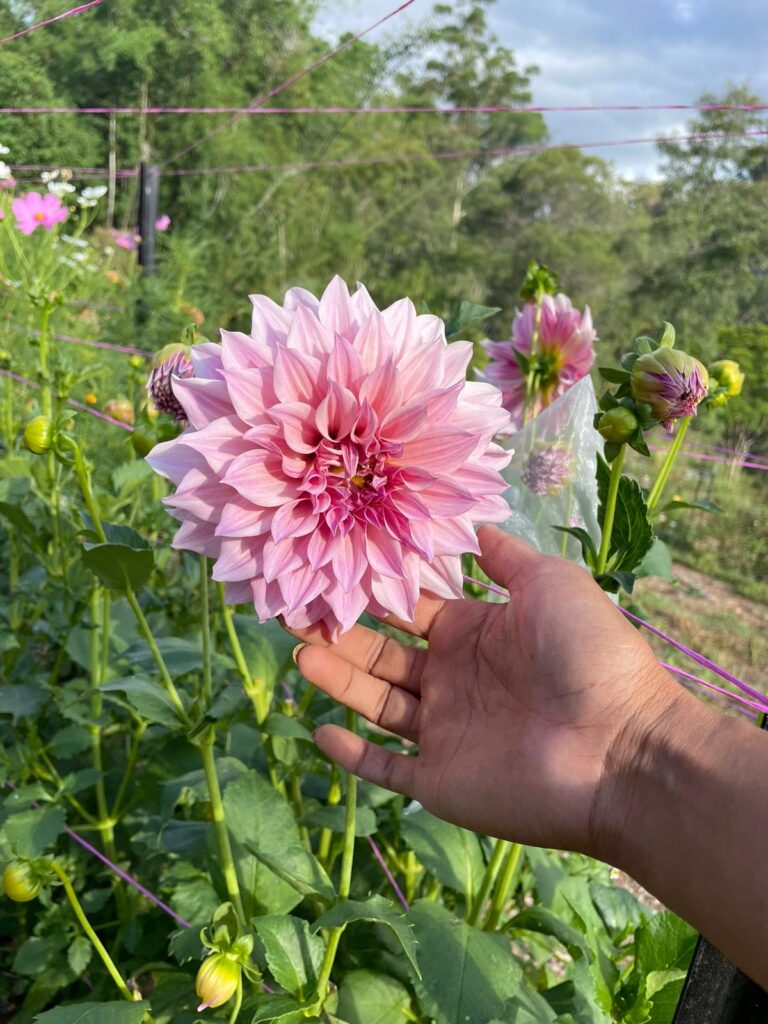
[[34, 212, 46, 222]]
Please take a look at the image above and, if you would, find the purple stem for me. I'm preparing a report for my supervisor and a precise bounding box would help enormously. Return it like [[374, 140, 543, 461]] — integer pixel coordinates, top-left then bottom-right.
[[659, 661, 760, 716], [367, 835, 409, 910]]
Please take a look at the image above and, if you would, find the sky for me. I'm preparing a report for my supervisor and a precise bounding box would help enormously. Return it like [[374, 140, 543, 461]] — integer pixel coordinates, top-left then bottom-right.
[[314, 0, 768, 180]]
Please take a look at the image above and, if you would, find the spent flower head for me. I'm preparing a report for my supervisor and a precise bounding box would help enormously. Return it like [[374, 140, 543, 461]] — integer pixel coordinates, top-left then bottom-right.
[[708, 359, 744, 398], [12, 191, 68, 235], [147, 276, 512, 639], [521, 442, 573, 497], [630, 348, 708, 429], [480, 293, 596, 429]]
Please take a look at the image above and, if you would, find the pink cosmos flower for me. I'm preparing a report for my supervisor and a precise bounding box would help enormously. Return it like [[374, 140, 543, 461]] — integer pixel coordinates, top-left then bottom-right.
[[155, 214, 171, 232], [0, 176, 16, 191], [147, 277, 512, 638], [12, 191, 68, 235], [112, 229, 140, 251], [480, 294, 596, 430]]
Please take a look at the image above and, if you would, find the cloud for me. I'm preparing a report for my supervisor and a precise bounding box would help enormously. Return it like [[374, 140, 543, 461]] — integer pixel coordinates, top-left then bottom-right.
[[314, 0, 768, 179]]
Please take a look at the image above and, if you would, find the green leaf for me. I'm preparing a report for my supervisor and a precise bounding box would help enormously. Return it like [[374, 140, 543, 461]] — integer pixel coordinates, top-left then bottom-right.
[[67, 935, 92, 976], [123, 636, 203, 677], [14, 934, 67, 976], [603, 441, 623, 463], [337, 970, 412, 1024], [246, 844, 335, 904], [635, 538, 674, 581], [100, 675, 184, 727], [409, 900, 523, 1024], [588, 881, 646, 940], [633, 336, 655, 354], [252, 914, 324, 997], [232, 615, 296, 692], [400, 808, 485, 900], [659, 498, 721, 513], [597, 367, 630, 384], [506, 907, 588, 958], [658, 321, 676, 347], [244, 994, 310, 1023], [445, 301, 501, 339], [81, 542, 154, 592], [3, 805, 65, 857], [263, 712, 314, 743], [224, 769, 318, 915], [301, 804, 377, 837], [595, 570, 637, 594], [313, 896, 419, 978], [0, 683, 47, 722], [33, 1003, 150, 1024], [552, 526, 597, 569], [596, 455, 654, 575]]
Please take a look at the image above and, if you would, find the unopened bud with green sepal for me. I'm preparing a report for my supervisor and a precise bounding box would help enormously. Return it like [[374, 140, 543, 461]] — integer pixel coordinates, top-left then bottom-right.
[[708, 359, 744, 398], [3, 860, 41, 902], [597, 407, 639, 444], [630, 348, 708, 427], [23, 415, 53, 454], [196, 953, 241, 1012]]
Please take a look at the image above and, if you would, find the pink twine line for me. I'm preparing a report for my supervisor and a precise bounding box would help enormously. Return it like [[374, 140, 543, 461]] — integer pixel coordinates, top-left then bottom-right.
[[367, 835, 410, 910], [23, 128, 768, 182], [0, 0, 103, 46], [163, 0, 417, 167], [4, 102, 768, 116], [693, 440, 768, 465], [0, 366, 135, 432], [659, 662, 760, 717], [649, 444, 768, 472], [462, 574, 768, 715], [24, 326, 152, 357]]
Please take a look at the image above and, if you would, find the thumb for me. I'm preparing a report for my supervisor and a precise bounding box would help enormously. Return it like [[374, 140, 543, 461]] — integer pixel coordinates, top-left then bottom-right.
[[476, 525, 543, 592]]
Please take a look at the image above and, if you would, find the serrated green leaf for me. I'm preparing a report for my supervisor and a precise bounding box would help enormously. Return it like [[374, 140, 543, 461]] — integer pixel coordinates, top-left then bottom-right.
[[596, 455, 654, 575], [33, 1002, 150, 1024], [506, 907, 589, 958], [409, 900, 522, 1024], [252, 915, 324, 997], [0, 684, 47, 722], [246, 844, 335, 904], [263, 712, 314, 743], [552, 527, 597, 569], [313, 896, 419, 978], [400, 808, 485, 900], [659, 498, 721, 513], [244, 994, 310, 1023], [67, 935, 92, 976], [301, 804, 377, 837], [445, 301, 501, 339], [635, 538, 674, 581], [597, 367, 631, 384], [99, 676, 184, 727], [3, 805, 65, 857]]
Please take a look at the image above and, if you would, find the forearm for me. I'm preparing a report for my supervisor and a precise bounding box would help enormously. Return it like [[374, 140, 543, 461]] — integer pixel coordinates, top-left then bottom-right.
[[596, 686, 768, 988]]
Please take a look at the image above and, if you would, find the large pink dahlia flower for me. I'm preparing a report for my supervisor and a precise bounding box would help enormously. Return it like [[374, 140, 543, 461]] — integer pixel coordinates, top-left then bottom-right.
[[480, 293, 596, 429], [147, 277, 512, 638]]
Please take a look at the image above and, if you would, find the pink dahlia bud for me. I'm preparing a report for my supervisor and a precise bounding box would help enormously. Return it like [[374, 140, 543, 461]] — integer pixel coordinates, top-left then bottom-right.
[[195, 953, 240, 1012], [146, 343, 194, 422], [102, 398, 135, 426], [479, 293, 596, 430], [708, 359, 744, 398], [147, 276, 513, 638], [521, 443, 572, 497], [631, 348, 708, 426]]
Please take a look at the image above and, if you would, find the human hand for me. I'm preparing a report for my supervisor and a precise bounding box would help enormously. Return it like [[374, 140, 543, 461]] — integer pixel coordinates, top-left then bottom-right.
[[288, 526, 684, 858]]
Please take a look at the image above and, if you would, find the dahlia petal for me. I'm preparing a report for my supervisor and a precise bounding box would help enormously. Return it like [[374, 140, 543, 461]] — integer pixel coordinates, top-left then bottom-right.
[[308, 525, 340, 570], [272, 344, 322, 404], [166, 470, 231, 523], [350, 282, 378, 322], [380, 404, 428, 442], [324, 578, 370, 634], [365, 526, 407, 579], [171, 519, 219, 557], [270, 499, 318, 542], [451, 462, 511, 495], [316, 380, 359, 441], [419, 554, 464, 599], [354, 310, 392, 373], [318, 275, 354, 338], [179, 415, 252, 473], [249, 294, 291, 345], [471, 493, 512, 521], [224, 580, 253, 604], [285, 302, 335, 358], [212, 538, 263, 582], [326, 334, 365, 389], [220, 329, 272, 371], [380, 297, 417, 361], [396, 428, 479, 472], [406, 517, 435, 561], [419, 479, 476, 516], [280, 563, 331, 615], [371, 567, 419, 623], [432, 516, 481, 556], [333, 530, 367, 593], [268, 401, 321, 454], [390, 489, 431, 520], [351, 399, 379, 444], [189, 342, 223, 379], [440, 341, 474, 386], [359, 358, 402, 418], [173, 377, 232, 429], [215, 498, 272, 538], [262, 536, 308, 582], [252, 576, 287, 621], [146, 437, 205, 485], [223, 451, 298, 507], [284, 285, 319, 315]]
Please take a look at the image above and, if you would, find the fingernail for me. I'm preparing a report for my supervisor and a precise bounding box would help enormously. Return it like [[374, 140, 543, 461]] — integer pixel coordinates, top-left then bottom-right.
[[292, 642, 307, 666]]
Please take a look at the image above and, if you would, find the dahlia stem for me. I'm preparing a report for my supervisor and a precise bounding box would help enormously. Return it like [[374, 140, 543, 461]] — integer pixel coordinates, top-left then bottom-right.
[[311, 711, 358, 1014], [467, 837, 507, 927], [595, 444, 626, 577], [4, 372, 14, 453], [38, 304, 53, 420], [200, 556, 213, 709], [50, 861, 134, 1002], [111, 721, 147, 820], [318, 765, 341, 869], [197, 732, 246, 924], [523, 290, 544, 428], [561, 484, 574, 559], [483, 842, 524, 931], [646, 416, 692, 514], [228, 976, 243, 1024]]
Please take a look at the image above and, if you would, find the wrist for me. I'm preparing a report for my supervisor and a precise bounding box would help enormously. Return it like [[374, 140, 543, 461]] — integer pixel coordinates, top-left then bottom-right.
[[587, 674, 724, 868]]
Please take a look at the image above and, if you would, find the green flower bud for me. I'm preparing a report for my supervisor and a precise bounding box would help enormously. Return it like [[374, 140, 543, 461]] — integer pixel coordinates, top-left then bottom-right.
[[195, 954, 241, 1012], [708, 391, 728, 409], [130, 430, 155, 457], [3, 860, 41, 902], [128, 354, 145, 370], [630, 348, 708, 427], [23, 415, 53, 455], [597, 407, 639, 444], [708, 359, 744, 398]]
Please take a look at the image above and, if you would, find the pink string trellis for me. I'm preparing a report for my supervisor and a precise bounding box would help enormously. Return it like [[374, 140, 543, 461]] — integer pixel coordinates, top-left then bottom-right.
[[0, 0, 103, 47]]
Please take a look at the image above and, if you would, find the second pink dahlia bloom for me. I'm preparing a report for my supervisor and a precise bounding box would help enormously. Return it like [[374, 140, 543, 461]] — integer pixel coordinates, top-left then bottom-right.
[[147, 277, 512, 638], [480, 293, 596, 429]]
